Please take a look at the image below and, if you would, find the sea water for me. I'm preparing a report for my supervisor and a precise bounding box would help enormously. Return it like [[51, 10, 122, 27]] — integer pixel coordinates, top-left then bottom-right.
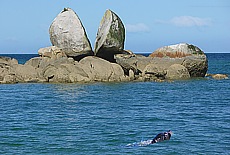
[[0, 53, 229, 154]]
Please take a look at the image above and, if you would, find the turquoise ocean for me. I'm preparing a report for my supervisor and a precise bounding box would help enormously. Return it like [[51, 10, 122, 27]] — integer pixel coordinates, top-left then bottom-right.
[[0, 53, 229, 154]]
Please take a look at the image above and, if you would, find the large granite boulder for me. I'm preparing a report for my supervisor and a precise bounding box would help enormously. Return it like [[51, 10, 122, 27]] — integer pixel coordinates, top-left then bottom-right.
[[182, 56, 207, 77], [94, 10, 125, 62], [149, 43, 208, 77], [79, 56, 126, 82], [166, 64, 190, 80], [49, 8, 93, 60], [149, 43, 203, 58]]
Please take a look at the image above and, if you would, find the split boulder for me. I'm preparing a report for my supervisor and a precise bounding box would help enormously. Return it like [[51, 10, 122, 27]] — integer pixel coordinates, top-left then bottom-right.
[[94, 10, 125, 62], [49, 8, 93, 59]]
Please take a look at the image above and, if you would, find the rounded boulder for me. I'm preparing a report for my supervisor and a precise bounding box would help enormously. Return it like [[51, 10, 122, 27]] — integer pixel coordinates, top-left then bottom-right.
[[49, 8, 93, 58], [166, 64, 190, 80], [149, 43, 208, 77]]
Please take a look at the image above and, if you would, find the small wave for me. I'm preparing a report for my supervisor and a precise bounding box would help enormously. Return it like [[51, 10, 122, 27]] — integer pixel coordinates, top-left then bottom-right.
[[126, 139, 152, 147]]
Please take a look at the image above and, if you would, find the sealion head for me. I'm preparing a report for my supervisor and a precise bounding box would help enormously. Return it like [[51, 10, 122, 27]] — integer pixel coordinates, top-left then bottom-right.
[[168, 130, 173, 135]]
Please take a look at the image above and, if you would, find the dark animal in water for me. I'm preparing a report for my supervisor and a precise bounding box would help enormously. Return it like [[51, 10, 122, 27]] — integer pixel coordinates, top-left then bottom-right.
[[151, 130, 172, 143]]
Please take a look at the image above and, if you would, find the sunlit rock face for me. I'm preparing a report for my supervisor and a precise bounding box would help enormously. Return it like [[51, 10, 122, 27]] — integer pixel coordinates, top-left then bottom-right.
[[94, 9, 125, 62], [49, 8, 93, 59]]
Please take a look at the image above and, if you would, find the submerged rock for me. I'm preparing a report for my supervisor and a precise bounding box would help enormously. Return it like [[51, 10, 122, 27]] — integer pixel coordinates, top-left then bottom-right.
[[206, 73, 229, 80], [94, 9, 125, 62], [49, 8, 93, 59]]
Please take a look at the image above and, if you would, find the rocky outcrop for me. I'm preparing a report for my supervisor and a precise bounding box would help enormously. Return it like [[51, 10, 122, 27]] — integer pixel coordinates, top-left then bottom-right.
[[149, 43, 208, 77], [114, 54, 184, 76], [49, 8, 93, 60], [30, 56, 127, 83], [115, 43, 207, 81], [0, 56, 44, 84], [94, 10, 125, 62], [24, 55, 127, 83], [1, 8, 214, 84]]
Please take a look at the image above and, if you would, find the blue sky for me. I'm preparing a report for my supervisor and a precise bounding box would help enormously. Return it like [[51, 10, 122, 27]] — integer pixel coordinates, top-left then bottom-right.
[[0, 0, 229, 54]]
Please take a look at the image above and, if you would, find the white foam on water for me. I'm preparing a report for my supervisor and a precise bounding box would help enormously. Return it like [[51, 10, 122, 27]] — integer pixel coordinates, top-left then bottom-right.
[[126, 139, 152, 147]]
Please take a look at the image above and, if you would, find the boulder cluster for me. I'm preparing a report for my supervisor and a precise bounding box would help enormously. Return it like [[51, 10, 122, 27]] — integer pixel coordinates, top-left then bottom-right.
[[0, 8, 213, 84]]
